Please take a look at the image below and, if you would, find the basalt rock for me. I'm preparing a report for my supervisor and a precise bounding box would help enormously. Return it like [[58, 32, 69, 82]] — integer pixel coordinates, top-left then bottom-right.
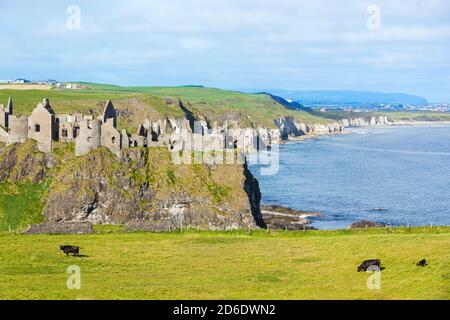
[[350, 220, 386, 229], [261, 205, 320, 230], [0, 140, 50, 183]]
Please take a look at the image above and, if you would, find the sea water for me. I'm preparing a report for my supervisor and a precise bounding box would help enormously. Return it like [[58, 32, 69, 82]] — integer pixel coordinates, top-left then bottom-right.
[[249, 125, 450, 229]]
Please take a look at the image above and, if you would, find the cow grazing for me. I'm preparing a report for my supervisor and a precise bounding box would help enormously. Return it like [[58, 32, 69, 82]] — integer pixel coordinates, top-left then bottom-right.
[[60, 245, 80, 257], [357, 259, 381, 272], [417, 259, 428, 267]]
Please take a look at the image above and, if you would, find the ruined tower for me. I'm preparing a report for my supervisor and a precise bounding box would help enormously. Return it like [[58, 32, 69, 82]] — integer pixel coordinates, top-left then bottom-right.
[[28, 98, 57, 152]]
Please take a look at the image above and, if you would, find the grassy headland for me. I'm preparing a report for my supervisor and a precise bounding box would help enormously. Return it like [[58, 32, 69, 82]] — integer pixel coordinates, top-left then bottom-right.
[[0, 83, 330, 132]]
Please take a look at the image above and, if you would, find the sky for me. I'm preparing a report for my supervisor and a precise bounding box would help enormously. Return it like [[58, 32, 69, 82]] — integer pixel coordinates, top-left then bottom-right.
[[1, 0, 450, 101]]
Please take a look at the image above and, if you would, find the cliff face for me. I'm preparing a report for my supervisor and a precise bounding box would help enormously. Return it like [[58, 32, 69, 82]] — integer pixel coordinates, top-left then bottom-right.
[[340, 116, 391, 127], [0, 140, 263, 231], [273, 116, 344, 140], [138, 112, 344, 154], [0, 140, 56, 183]]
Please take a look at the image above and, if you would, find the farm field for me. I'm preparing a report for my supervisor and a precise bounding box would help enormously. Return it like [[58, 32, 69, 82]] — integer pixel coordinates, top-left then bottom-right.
[[0, 84, 52, 91], [0, 227, 449, 300]]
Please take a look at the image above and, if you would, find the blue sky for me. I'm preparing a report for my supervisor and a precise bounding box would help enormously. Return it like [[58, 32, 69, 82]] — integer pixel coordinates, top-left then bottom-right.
[[1, 0, 450, 101]]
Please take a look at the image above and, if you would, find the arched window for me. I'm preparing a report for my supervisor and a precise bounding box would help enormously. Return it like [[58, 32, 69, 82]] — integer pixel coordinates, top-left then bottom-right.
[[112, 137, 116, 144]]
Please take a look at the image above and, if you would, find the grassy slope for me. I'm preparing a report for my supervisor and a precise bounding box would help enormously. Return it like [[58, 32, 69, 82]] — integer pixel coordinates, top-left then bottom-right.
[[0, 183, 48, 231], [0, 227, 448, 300], [0, 83, 330, 130], [0, 89, 184, 132], [88, 84, 330, 126]]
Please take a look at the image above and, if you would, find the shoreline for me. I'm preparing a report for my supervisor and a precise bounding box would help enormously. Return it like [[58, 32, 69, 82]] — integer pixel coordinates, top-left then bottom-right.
[[280, 119, 450, 144], [389, 120, 450, 126]]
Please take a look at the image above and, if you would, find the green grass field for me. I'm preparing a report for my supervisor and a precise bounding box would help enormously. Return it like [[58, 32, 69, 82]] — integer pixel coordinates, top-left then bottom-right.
[[0, 227, 448, 300]]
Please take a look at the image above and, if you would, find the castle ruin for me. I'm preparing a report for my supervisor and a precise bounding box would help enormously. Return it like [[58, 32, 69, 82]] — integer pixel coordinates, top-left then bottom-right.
[[0, 97, 260, 157]]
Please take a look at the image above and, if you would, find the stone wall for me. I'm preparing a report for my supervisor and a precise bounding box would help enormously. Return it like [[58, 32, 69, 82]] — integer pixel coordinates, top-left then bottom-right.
[[0, 108, 7, 128], [100, 118, 121, 155], [58, 114, 81, 143], [0, 126, 8, 142], [0, 98, 12, 128], [7, 116, 28, 144], [75, 119, 102, 156]]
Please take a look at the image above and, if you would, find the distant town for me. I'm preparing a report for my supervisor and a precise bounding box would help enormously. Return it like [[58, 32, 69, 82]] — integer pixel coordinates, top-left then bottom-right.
[[316, 103, 450, 113], [0, 78, 87, 89]]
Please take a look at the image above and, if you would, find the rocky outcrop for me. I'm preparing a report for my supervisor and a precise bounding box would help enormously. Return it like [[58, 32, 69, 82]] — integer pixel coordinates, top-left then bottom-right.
[[273, 116, 344, 140], [0, 140, 264, 231], [350, 220, 386, 229], [261, 205, 320, 230], [244, 162, 265, 228], [0, 140, 55, 183], [40, 146, 263, 230]]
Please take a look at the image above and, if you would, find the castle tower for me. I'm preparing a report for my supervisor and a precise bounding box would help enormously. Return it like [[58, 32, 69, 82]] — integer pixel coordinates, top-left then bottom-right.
[[28, 99, 57, 152]]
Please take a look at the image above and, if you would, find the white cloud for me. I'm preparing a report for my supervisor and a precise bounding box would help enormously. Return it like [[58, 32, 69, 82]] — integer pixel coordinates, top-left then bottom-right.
[[1, 0, 450, 100]]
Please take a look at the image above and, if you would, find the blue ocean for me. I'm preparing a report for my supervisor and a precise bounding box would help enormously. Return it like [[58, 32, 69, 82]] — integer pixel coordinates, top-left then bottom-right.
[[249, 125, 450, 229]]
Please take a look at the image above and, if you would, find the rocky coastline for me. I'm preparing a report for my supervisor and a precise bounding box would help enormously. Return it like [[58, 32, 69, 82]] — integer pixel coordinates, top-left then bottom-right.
[[260, 205, 320, 230], [3, 108, 450, 234]]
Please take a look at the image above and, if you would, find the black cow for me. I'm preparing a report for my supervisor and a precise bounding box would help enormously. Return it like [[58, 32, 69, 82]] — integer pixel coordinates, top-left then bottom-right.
[[357, 259, 381, 272], [60, 245, 80, 257], [417, 259, 428, 267]]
